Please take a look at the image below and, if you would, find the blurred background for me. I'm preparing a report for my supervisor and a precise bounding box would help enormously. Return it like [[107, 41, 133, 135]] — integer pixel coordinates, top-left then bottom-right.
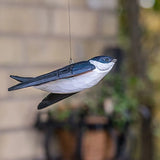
[[0, 0, 160, 160]]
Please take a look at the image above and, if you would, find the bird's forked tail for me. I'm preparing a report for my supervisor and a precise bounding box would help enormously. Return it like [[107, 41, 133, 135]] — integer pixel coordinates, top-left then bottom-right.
[[8, 75, 33, 91], [9, 75, 33, 82]]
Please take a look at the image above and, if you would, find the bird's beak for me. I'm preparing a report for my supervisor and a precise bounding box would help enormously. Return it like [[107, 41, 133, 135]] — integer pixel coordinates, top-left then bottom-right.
[[112, 59, 117, 63]]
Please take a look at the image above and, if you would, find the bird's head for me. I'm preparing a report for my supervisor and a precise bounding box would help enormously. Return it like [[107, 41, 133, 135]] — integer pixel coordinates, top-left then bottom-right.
[[89, 56, 117, 72]]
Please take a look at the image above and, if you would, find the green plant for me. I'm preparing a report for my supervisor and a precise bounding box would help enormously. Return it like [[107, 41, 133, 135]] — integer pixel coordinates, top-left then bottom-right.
[[84, 73, 138, 130], [51, 107, 73, 121]]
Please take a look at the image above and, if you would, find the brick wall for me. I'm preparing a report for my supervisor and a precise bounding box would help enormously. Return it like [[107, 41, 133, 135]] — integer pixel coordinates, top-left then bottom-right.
[[0, 0, 118, 159]]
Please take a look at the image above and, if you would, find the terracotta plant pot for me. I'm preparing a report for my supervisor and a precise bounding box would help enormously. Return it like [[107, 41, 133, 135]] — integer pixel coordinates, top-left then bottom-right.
[[82, 116, 116, 160], [56, 129, 76, 160]]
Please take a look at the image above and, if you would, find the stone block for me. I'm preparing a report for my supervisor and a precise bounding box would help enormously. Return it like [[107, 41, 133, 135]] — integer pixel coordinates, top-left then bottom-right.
[[86, 0, 117, 10], [25, 39, 72, 65], [69, 0, 86, 6], [100, 13, 118, 37], [81, 39, 117, 59], [44, 0, 86, 7], [0, 100, 39, 129], [0, 38, 24, 65], [1, 0, 42, 3], [44, 0, 67, 6], [52, 9, 97, 37], [0, 130, 44, 159], [0, 6, 48, 34], [0, 70, 9, 99]]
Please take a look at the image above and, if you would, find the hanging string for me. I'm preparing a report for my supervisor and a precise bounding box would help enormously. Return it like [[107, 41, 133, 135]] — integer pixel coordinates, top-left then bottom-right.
[[67, 0, 73, 64]]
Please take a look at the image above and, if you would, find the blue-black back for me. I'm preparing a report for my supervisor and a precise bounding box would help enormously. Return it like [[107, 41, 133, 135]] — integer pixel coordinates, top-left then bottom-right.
[[8, 61, 95, 91]]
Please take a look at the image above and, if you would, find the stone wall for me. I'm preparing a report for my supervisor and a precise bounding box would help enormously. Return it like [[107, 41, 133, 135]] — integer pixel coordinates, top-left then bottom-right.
[[0, 0, 118, 159]]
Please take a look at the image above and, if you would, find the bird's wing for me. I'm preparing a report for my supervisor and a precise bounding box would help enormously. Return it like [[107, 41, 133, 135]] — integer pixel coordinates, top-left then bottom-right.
[[8, 61, 95, 91], [38, 92, 78, 110]]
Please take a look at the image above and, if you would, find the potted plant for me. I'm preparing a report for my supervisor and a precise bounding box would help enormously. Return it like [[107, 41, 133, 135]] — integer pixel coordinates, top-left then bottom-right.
[[50, 103, 78, 160], [81, 73, 138, 160]]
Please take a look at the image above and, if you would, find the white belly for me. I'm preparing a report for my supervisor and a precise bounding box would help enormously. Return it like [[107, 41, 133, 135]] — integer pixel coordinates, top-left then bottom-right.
[[35, 69, 108, 94]]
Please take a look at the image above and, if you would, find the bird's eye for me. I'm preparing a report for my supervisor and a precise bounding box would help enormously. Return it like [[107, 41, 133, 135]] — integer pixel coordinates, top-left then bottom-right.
[[105, 57, 110, 62]]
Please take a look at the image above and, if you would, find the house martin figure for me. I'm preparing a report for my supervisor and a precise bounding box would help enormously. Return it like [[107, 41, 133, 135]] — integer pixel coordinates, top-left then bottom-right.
[[8, 56, 117, 109]]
